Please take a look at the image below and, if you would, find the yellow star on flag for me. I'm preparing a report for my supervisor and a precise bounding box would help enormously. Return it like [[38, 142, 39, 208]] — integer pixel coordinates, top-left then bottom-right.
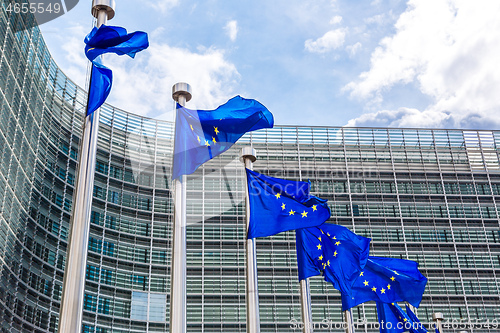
[[387, 284, 391, 290], [371, 287, 377, 292], [317, 244, 322, 250], [301, 211, 308, 218], [327, 260, 330, 267], [289, 209, 295, 216], [214, 126, 219, 135], [212, 137, 216, 144], [360, 271, 364, 276], [333, 250, 338, 257], [205, 140, 210, 147], [197, 136, 201, 143], [190, 124, 194, 131], [390, 276, 395, 281], [335, 241, 341, 246], [381, 288, 386, 294], [312, 205, 317, 211], [363, 280, 369, 286], [318, 255, 323, 261], [281, 203, 286, 210], [275, 193, 281, 199], [317, 236, 322, 242]]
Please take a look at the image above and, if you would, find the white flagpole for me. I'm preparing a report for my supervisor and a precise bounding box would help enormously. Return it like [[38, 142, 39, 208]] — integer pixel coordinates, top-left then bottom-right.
[[432, 312, 444, 333], [344, 309, 355, 333], [241, 147, 261, 333], [297, 157, 314, 333], [58, 1, 115, 332], [406, 302, 417, 313], [299, 278, 313, 333], [170, 83, 192, 333]]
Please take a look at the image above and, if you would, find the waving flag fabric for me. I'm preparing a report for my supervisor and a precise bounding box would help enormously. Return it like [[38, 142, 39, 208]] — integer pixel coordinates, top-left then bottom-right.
[[84, 25, 149, 116], [245, 169, 329, 238], [341, 256, 427, 311], [376, 302, 429, 333], [296, 223, 370, 295], [405, 305, 429, 333], [172, 97, 273, 180], [376, 302, 406, 333], [87, 60, 112, 116], [84, 25, 149, 61]]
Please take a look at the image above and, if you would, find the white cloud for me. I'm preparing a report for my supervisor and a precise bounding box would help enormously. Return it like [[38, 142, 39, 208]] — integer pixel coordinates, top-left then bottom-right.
[[107, 41, 240, 119], [305, 28, 346, 53], [344, 0, 500, 129], [149, 0, 179, 13], [57, 26, 239, 120], [60, 24, 88, 88], [346, 42, 362, 57], [330, 15, 343, 25], [346, 108, 453, 128], [345, 108, 500, 129], [224, 20, 238, 42], [365, 13, 387, 25]]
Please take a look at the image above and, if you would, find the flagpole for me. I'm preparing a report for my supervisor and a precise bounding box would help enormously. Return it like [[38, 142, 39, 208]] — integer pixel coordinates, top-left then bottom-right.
[[406, 302, 417, 313], [58, 1, 115, 332], [344, 309, 355, 333], [432, 312, 444, 333], [299, 278, 313, 333], [170, 83, 192, 333], [241, 147, 261, 333]]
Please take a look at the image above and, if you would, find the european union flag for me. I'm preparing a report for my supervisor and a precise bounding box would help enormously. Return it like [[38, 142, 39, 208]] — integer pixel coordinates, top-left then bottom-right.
[[84, 25, 149, 116], [376, 302, 429, 333], [341, 256, 427, 311], [296, 223, 370, 295], [87, 61, 112, 117], [405, 304, 429, 333], [172, 97, 273, 180], [376, 302, 405, 333], [84, 25, 149, 61], [246, 169, 330, 239]]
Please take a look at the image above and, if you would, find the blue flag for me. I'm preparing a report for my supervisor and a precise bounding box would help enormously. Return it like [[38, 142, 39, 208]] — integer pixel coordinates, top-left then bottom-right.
[[295, 223, 370, 295], [87, 61, 112, 116], [376, 302, 405, 333], [245, 169, 329, 239], [376, 302, 429, 333], [341, 256, 427, 311], [172, 97, 273, 179], [84, 25, 149, 116], [405, 305, 429, 333], [84, 25, 149, 61]]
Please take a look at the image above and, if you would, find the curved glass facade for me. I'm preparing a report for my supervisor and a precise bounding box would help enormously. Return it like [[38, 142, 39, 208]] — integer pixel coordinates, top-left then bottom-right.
[[1, 6, 500, 333]]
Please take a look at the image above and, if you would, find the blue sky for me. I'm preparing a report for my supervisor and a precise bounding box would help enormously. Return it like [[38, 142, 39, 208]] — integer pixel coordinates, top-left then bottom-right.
[[40, 0, 500, 129]]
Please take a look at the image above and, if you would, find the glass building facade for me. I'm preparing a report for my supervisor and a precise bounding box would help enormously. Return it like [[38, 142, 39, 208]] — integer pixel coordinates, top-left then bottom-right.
[[1, 6, 500, 333]]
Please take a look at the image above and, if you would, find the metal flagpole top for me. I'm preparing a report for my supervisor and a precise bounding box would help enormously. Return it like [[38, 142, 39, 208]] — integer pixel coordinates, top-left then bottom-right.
[[432, 313, 444, 321], [172, 82, 192, 103], [92, 0, 116, 20], [241, 147, 257, 163]]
